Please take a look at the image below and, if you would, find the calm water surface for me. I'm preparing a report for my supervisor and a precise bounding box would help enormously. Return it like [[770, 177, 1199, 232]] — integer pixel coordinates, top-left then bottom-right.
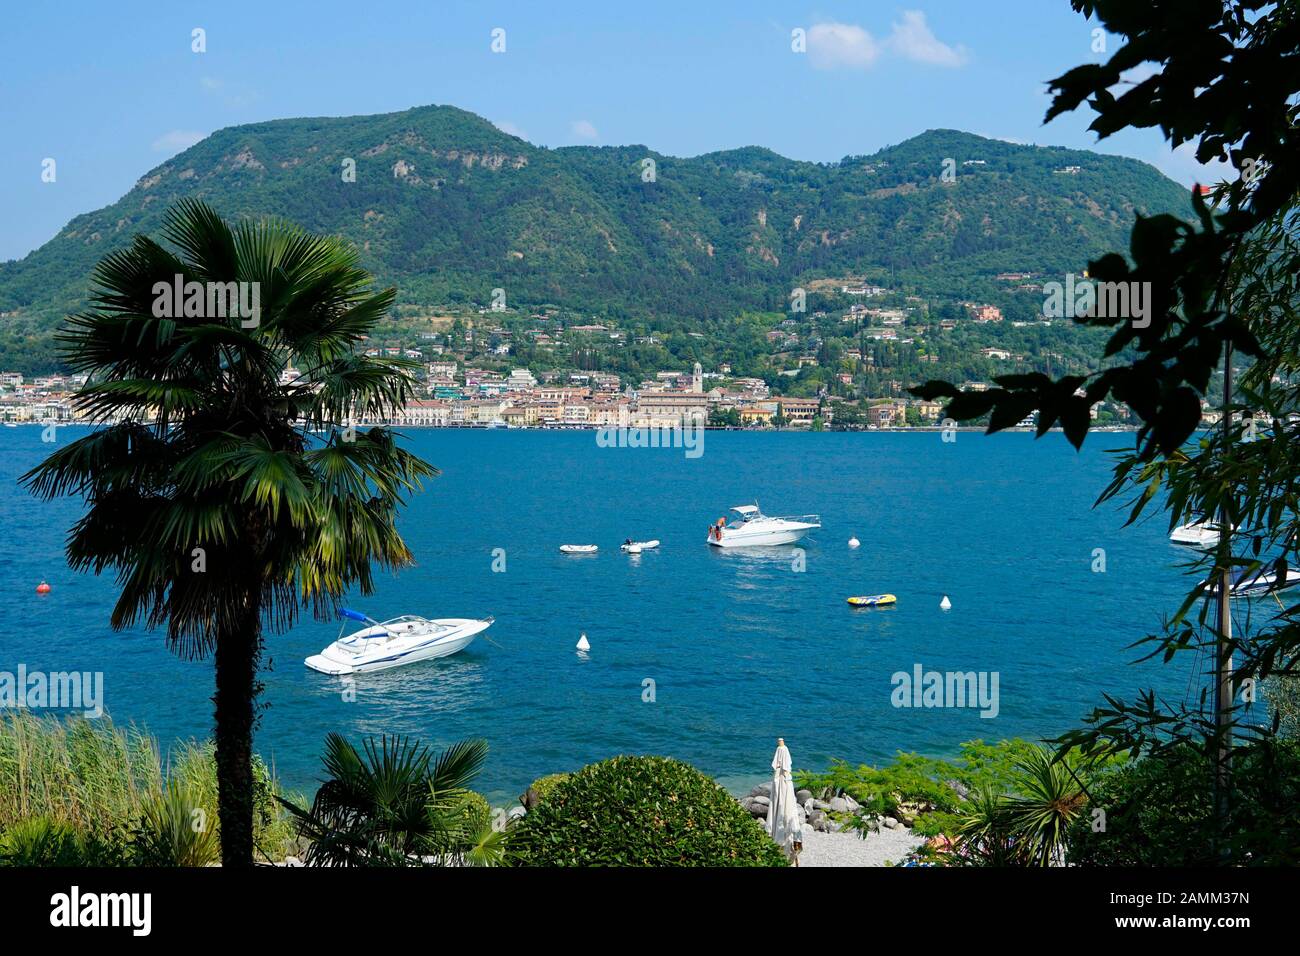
[[0, 428, 1205, 801]]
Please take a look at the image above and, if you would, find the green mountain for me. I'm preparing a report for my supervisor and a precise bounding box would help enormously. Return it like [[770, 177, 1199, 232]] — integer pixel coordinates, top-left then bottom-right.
[[0, 104, 1192, 371]]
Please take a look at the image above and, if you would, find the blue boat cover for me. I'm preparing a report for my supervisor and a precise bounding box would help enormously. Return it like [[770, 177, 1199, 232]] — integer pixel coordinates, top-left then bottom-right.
[[337, 608, 369, 622]]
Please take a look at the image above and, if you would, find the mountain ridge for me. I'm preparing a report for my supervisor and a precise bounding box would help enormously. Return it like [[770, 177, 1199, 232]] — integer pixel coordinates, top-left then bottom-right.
[[0, 104, 1193, 371]]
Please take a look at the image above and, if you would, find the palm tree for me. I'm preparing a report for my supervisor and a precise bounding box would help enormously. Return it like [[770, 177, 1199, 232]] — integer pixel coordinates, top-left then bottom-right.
[[998, 747, 1087, 867], [22, 199, 436, 866], [281, 733, 498, 866]]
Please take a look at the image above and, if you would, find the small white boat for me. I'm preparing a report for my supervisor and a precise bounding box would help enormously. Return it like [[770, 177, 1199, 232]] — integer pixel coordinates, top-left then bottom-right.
[[560, 544, 599, 554], [706, 504, 820, 548], [1171, 520, 1220, 548], [305, 609, 492, 675], [620, 540, 660, 552]]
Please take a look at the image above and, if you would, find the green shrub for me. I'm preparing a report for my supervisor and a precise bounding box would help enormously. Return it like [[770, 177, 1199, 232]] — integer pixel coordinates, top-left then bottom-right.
[[1066, 741, 1300, 866], [512, 755, 787, 867], [795, 739, 1042, 835], [525, 773, 571, 806], [129, 783, 221, 867]]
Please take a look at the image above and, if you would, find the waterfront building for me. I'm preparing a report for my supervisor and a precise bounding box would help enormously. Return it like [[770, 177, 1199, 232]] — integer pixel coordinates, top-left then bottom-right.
[[634, 391, 709, 427]]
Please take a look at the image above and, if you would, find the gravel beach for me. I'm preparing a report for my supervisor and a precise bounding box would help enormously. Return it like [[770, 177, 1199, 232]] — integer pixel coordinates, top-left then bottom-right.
[[796, 826, 925, 867]]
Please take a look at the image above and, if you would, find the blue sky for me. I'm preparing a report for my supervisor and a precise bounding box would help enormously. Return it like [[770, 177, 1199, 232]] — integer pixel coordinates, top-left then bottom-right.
[[0, 0, 1222, 262]]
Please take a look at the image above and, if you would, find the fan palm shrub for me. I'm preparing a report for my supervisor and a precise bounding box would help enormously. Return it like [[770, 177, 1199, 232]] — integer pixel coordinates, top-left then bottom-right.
[[0, 817, 90, 867], [281, 733, 495, 866], [21, 199, 435, 866]]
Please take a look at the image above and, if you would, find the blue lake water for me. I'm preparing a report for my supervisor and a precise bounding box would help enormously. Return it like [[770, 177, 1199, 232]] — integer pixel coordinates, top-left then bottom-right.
[[0, 427, 1208, 802]]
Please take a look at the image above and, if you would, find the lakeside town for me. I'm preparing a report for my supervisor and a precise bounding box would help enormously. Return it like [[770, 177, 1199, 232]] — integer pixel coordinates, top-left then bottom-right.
[[0, 359, 1126, 430], [1, 291, 1174, 430], [3, 319, 1227, 434]]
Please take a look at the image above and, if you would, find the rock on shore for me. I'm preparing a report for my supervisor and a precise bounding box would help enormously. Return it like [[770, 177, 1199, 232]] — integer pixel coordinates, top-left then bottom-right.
[[737, 784, 921, 865]]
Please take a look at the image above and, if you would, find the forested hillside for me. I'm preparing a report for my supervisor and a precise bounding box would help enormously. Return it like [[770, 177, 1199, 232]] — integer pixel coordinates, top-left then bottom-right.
[[0, 104, 1192, 371]]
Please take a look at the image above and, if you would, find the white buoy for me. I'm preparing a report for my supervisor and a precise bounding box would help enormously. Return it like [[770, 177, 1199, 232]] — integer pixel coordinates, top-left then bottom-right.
[[576, 633, 591, 652], [848, 536, 860, 549], [940, 595, 952, 610]]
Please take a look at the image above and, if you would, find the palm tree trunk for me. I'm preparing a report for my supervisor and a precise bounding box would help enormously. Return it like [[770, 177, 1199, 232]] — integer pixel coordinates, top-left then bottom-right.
[[213, 601, 263, 867]]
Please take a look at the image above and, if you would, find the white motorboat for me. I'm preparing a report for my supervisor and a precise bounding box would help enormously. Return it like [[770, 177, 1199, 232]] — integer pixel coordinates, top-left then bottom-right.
[[560, 544, 599, 554], [1170, 520, 1221, 548], [1203, 565, 1300, 598], [706, 504, 820, 548], [620, 539, 660, 551], [305, 608, 493, 675]]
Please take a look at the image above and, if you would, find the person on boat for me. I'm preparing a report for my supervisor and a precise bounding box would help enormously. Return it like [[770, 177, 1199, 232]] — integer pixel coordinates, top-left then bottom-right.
[[624, 538, 632, 547]]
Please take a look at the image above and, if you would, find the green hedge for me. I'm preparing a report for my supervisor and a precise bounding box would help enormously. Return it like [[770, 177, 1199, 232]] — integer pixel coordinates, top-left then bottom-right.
[[512, 755, 787, 867], [525, 773, 571, 806]]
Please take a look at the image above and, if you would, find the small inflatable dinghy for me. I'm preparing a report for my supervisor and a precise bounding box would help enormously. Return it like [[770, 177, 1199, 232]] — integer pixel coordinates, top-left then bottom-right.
[[847, 593, 896, 608]]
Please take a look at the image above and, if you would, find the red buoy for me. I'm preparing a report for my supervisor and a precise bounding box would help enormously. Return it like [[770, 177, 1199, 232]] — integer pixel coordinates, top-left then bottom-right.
[[36, 581, 51, 594]]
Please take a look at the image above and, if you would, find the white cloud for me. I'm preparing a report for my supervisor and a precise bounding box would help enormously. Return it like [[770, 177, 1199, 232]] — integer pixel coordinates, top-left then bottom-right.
[[494, 119, 529, 141], [151, 130, 207, 154], [804, 13, 967, 71], [570, 119, 599, 141], [887, 10, 968, 67], [807, 22, 881, 71]]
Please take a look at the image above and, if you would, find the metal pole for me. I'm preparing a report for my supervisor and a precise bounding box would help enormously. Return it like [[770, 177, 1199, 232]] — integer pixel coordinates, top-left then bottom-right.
[[1215, 340, 1234, 842]]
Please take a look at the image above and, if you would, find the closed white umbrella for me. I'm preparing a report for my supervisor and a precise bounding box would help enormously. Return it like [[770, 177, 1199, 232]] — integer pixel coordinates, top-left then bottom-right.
[[768, 737, 802, 864]]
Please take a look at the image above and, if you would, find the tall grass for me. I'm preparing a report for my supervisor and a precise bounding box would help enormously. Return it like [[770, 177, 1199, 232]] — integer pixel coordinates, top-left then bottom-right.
[[0, 713, 300, 863], [0, 712, 160, 834]]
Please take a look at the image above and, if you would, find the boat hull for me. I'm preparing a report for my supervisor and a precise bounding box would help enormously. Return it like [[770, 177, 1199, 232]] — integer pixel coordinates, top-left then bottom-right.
[[707, 524, 816, 547], [305, 618, 491, 675], [1203, 567, 1300, 598]]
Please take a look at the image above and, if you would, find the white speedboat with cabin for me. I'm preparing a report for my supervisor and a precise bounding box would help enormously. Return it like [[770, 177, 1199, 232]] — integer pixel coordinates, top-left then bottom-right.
[[1170, 520, 1221, 548], [305, 608, 493, 675], [707, 504, 821, 548], [1203, 564, 1300, 598]]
